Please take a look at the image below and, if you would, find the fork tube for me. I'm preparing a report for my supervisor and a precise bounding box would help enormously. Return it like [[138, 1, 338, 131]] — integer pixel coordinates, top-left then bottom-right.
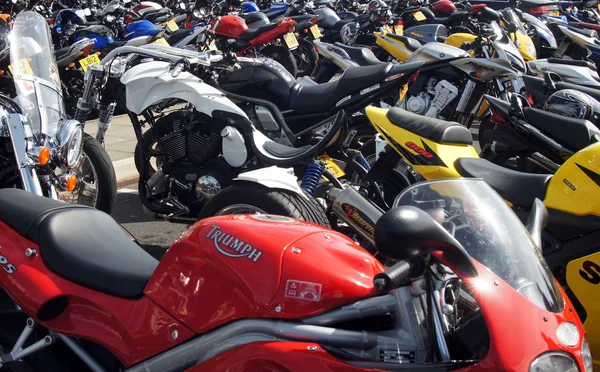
[[6, 115, 43, 196]]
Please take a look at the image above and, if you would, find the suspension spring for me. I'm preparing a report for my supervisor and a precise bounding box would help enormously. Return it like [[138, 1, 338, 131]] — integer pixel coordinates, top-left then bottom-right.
[[355, 152, 371, 171], [300, 161, 325, 196]]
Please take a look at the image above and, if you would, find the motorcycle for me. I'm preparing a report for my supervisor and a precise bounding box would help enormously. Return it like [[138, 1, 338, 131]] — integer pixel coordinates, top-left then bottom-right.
[[0, 177, 591, 371], [0, 11, 115, 212]]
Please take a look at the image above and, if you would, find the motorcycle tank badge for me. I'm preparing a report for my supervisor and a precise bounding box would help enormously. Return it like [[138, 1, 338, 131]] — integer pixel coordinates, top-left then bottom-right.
[[206, 225, 263, 262]]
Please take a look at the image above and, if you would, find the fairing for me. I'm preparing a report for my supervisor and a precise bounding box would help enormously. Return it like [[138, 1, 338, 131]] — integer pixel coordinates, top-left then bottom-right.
[[406, 42, 469, 64], [215, 15, 249, 38], [120, 61, 247, 117], [144, 215, 384, 333], [404, 24, 448, 44]]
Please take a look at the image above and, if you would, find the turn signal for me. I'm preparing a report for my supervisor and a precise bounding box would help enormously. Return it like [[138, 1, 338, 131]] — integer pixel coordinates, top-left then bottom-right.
[[65, 175, 77, 192], [38, 147, 51, 165], [68, 62, 75, 68]]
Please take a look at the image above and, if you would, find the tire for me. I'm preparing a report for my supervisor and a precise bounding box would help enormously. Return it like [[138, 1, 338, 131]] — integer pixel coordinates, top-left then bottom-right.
[[134, 127, 159, 177], [198, 182, 330, 227], [292, 38, 318, 77], [79, 133, 117, 214], [261, 44, 298, 78], [477, 115, 494, 149]]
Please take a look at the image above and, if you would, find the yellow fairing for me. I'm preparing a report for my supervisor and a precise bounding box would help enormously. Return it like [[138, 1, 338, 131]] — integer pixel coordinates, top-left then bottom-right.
[[444, 33, 476, 57], [544, 142, 600, 217], [566, 252, 600, 369], [510, 31, 536, 61], [374, 32, 412, 62], [365, 106, 479, 179]]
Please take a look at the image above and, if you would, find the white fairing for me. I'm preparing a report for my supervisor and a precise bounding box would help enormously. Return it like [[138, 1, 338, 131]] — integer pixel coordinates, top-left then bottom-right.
[[221, 126, 248, 167], [138, 1, 163, 13], [528, 59, 600, 87], [234, 166, 308, 199], [558, 25, 597, 48], [120, 61, 248, 117]]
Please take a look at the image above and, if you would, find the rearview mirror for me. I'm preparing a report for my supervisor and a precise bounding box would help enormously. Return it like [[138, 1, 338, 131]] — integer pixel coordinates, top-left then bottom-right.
[[375, 206, 478, 277], [480, 7, 500, 21], [526, 199, 548, 249]]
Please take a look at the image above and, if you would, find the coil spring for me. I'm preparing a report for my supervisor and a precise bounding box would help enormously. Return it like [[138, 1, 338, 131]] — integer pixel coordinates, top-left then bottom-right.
[[356, 152, 371, 171], [99, 103, 116, 128], [74, 108, 89, 124], [300, 161, 325, 196]]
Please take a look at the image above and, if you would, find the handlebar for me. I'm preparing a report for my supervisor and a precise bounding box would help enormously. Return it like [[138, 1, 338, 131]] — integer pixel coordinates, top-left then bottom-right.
[[100, 44, 223, 67], [373, 258, 422, 292]]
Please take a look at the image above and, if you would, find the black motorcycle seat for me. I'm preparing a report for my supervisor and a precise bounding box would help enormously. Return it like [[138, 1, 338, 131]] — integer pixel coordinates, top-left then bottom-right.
[[290, 63, 392, 113], [556, 82, 600, 101], [547, 57, 597, 72], [264, 140, 312, 157], [523, 107, 599, 151], [334, 42, 385, 65], [431, 11, 468, 24], [568, 25, 597, 38], [55, 47, 70, 60], [0, 188, 158, 299], [383, 33, 421, 52], [240, 23, 278, 41], [290, 15, 314, 22], [166, 28, 190, 45], [455, 158, 551, 208], [386, 108, 473, 145]]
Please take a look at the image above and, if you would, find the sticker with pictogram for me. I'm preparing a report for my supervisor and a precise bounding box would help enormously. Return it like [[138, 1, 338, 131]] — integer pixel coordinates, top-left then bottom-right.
[[285, 280, 322, 302]]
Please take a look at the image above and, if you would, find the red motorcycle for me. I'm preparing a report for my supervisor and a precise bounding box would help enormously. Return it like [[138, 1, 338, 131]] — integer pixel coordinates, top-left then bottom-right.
[[186, 2, 299, 76], [0, 178, 591, 371]]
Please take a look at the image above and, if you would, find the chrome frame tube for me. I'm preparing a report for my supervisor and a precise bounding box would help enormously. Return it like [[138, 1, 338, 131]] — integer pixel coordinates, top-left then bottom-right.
[[54, 333, 107, 372], [6, 114, 44, 196]]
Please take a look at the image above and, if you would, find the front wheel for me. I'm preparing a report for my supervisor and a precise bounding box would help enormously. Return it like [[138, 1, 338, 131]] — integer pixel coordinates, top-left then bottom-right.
[[261, 44, 298, 78], [292, 38, 318, 77], [61, 134, 116, 214], [198, 182, 330, 227]]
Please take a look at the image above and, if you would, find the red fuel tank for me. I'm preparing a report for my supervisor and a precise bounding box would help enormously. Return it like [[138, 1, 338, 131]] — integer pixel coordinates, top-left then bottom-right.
[[214, 15, 248, 39], [144, 215, 384, 334]]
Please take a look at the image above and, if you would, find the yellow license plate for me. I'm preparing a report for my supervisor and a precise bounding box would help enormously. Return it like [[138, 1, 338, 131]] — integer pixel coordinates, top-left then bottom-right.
[[318, 154, 345, 178], [310, 24, 322, 39], [394, 25, 403, 35], [598, 4, 600, 10], [78, 54, 100, 72], [166, 19, 179, 32], [283, 32, 299, 49], [8, 58, 33, 75], [549, 10, 560, 16], [413, 11, 426, 21], [152, 37, 170, 46]]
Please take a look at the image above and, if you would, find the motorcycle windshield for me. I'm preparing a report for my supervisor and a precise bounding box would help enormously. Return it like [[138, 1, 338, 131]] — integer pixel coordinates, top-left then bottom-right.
[[10, 11, 65, 137], [394, 179, 563, 313], [502, 9, 528, 35]]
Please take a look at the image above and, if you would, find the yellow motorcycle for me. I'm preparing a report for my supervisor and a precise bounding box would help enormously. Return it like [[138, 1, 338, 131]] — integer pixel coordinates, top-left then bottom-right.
[[362, 103, 600, 368]]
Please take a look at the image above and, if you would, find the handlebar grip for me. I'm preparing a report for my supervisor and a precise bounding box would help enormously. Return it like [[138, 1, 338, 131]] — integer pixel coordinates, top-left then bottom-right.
[[374, 260, 413, 292]]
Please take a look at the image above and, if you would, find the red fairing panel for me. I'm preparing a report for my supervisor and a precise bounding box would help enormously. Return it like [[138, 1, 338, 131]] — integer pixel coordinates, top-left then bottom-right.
[[184, 341, 388, 372], [144, 215, 385, 334], [0, 220, 194, 367], [214, 15, 248, 38], [452, 257, 586, 372]]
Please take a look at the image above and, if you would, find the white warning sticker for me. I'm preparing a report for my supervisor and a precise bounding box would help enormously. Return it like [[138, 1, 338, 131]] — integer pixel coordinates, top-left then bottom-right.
[[285, 280, 322, 302]]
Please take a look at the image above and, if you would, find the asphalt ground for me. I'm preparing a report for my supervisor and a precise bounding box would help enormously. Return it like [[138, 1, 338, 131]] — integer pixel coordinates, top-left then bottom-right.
[[86, 113, 481, 254]]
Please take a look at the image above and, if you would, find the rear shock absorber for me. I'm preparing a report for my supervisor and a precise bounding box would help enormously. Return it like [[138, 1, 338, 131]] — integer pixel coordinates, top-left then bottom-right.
[[355, 151, 371, 171], [301, 160, 325, 196]]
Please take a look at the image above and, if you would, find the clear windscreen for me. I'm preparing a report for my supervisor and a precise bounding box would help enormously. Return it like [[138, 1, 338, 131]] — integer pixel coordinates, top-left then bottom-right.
[[10, 11, 65, 136], [394, 179, 563, 313], [502, 9, 527, 35]]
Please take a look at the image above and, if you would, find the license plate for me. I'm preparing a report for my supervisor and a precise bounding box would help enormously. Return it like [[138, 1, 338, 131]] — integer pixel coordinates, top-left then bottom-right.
[[166, 18, 179, 32], [208, 40, 218, 51], [598, 4, 600, 10], [318, 154, 345, 178], [382, 25, 393, 33], [8, 58, 33, 75], [310, 24, 322, 39], [283, 32, 299, 49], [78, 53, 100, 72], [413, 11, 426, 21], [152, 37, 170, 46], [549, 10, 560, 16], [394, 25, 403, 35]]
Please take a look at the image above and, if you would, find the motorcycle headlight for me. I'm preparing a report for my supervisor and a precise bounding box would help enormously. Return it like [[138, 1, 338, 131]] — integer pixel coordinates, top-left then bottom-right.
[[556, 322, 580, 347], [583, 336, 593, 372], [530, 351, 578, 372], [56, 119, 83, 168]]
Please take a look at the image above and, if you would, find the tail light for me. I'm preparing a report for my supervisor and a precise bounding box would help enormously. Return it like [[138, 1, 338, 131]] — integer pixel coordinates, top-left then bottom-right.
[[311, 17, 318, 24], [314, 44, 319, 53], [125, 14, 133, 24], [396, 20, 403, 26], [525, 91, 535, 106], [490, 107, 507, 124], [81, 43, 94, 56], [288, 25, 295, 33], [529, 6, 549, 15], [407, 69, 420, 83]]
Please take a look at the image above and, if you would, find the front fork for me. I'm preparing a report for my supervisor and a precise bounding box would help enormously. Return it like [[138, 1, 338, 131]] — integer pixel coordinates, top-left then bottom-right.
[[5, 115, 44, 196], [74, 66, 115, 147]]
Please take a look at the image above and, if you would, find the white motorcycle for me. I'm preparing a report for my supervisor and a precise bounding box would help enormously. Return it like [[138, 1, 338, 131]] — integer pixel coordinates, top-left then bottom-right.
[[73, 44, 338, 222]]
